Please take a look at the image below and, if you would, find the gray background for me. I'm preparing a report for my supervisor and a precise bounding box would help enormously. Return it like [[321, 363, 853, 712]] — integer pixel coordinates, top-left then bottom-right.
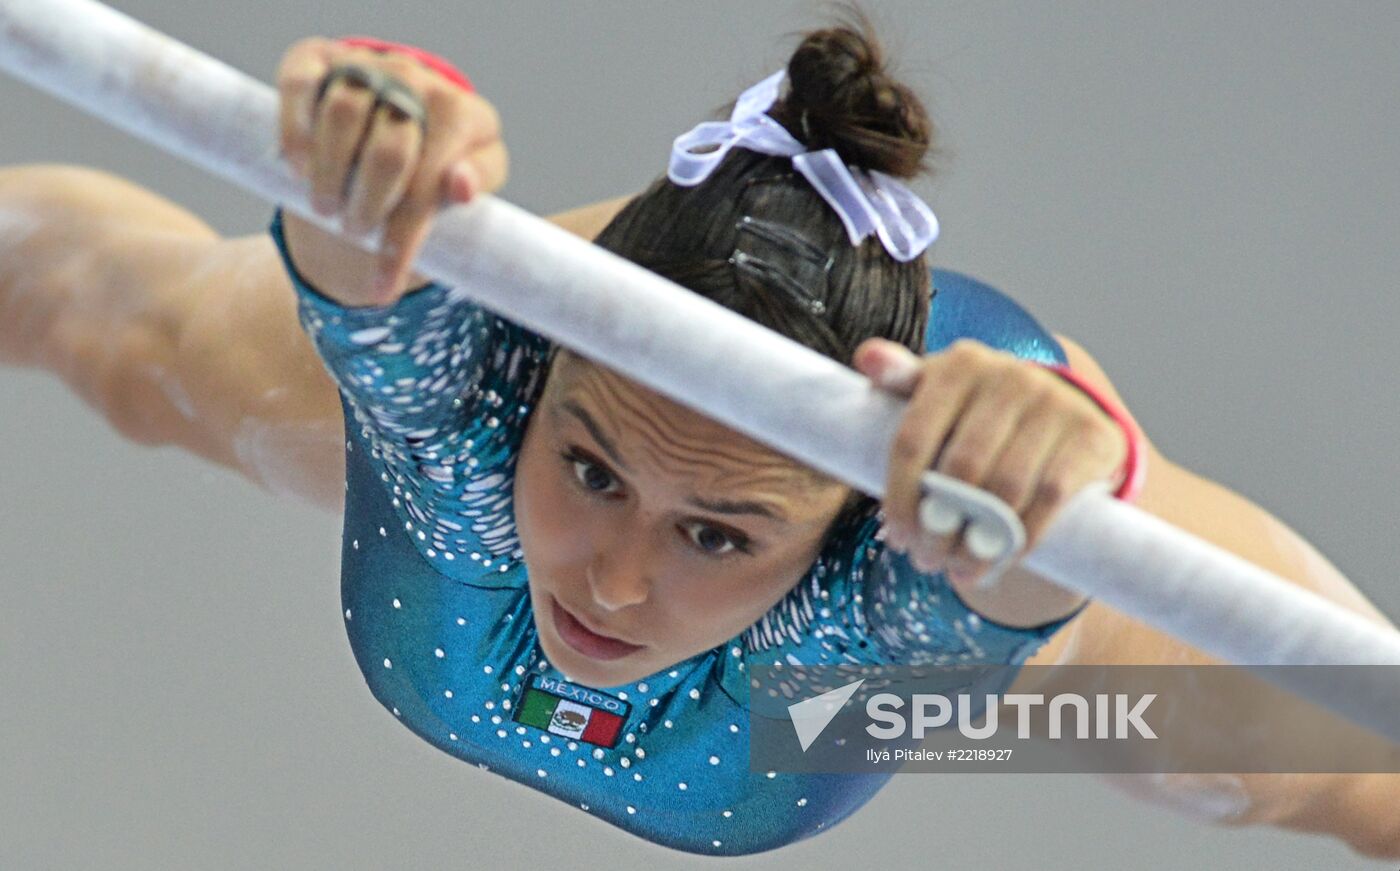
[[2, 0, 1397, 868]]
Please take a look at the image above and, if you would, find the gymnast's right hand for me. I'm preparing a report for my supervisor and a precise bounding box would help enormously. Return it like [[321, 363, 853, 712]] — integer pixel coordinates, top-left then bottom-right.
[[275, 36, 506, 307]]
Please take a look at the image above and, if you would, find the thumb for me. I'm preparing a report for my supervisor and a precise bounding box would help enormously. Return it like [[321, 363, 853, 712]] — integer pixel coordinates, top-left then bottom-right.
[[855, 338, 923, 395]]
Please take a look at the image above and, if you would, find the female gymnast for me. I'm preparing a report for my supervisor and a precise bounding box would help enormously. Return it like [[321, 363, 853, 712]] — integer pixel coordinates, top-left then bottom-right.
[[0, 9, 1396, 859]]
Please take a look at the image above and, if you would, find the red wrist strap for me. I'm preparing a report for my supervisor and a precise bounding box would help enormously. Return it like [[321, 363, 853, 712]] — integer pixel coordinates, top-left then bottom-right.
[[335, 36, 475, 93], [1036, 362, 1147, 503]]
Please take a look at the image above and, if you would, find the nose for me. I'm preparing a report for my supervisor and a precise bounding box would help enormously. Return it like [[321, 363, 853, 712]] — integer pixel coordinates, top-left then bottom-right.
[[586, 528, 652, 612]]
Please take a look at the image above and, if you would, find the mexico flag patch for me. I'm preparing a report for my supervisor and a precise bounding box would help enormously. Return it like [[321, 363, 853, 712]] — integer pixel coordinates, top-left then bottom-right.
[[512, 675, 631, 748]]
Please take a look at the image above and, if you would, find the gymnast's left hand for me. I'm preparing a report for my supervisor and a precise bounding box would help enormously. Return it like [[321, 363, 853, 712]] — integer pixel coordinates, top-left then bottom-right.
[[276, 36, 506, 306], [853, 337, 1128, 623]]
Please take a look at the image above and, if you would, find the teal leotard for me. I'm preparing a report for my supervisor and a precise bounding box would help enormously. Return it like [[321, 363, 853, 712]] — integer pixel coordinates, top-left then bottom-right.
[[270, 208, 1075, 855]]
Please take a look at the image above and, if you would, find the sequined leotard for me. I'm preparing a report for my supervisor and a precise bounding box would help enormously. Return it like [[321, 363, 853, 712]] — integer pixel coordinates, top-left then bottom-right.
[[270, 209, 1075, 856]]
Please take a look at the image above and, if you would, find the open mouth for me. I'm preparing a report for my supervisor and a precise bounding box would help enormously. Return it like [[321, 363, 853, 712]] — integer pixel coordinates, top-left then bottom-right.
[[550, 595, 644, 661]]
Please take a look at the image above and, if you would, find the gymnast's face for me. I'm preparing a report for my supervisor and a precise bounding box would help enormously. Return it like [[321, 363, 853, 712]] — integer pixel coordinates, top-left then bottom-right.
[[513, 349, 851, 688]]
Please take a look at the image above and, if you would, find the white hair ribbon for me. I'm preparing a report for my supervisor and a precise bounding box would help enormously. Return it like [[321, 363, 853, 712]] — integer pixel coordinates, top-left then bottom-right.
[[667, 69, 940, 262]]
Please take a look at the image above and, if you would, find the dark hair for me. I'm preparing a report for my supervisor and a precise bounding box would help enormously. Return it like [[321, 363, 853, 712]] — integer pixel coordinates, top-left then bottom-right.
[[579, 3, 939, 525]]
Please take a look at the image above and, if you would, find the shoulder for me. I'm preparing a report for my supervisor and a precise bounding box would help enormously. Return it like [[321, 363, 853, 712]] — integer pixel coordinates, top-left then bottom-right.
[[926, 268, 1065, 364], [925, 267, 1167, 466], [925, 269, 1127, 424]]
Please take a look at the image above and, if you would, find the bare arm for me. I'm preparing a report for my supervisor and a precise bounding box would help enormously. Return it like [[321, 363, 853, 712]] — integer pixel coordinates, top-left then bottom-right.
[[0, 162, 633, 511], [1018, 333, 1399, 859], [0, 163, 220, 422]]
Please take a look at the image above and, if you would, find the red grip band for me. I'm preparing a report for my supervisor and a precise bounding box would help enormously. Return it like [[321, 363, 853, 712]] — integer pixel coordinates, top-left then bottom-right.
[[335, 36, 475, 93], [1037, 362, 1147, 503]]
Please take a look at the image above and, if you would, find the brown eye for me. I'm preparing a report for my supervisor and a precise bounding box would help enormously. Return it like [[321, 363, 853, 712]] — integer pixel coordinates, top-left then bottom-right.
[[681, 522, 748, 557], [563, 451, 617, 494]]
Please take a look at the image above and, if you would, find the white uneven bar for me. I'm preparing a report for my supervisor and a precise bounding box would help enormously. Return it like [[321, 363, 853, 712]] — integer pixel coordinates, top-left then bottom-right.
[[2, 0, 1399, 743]]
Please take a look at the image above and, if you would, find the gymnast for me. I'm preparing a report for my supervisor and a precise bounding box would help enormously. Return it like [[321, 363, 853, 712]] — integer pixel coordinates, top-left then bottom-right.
[[0, 8, 1396, 859]]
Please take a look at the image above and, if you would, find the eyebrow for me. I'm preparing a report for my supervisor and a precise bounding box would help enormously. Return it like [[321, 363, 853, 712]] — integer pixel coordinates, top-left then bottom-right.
[[556, 398, 789, 522]]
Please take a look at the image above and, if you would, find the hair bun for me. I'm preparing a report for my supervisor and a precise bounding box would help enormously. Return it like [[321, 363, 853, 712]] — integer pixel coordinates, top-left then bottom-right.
[[775, 5, 934, 180]]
